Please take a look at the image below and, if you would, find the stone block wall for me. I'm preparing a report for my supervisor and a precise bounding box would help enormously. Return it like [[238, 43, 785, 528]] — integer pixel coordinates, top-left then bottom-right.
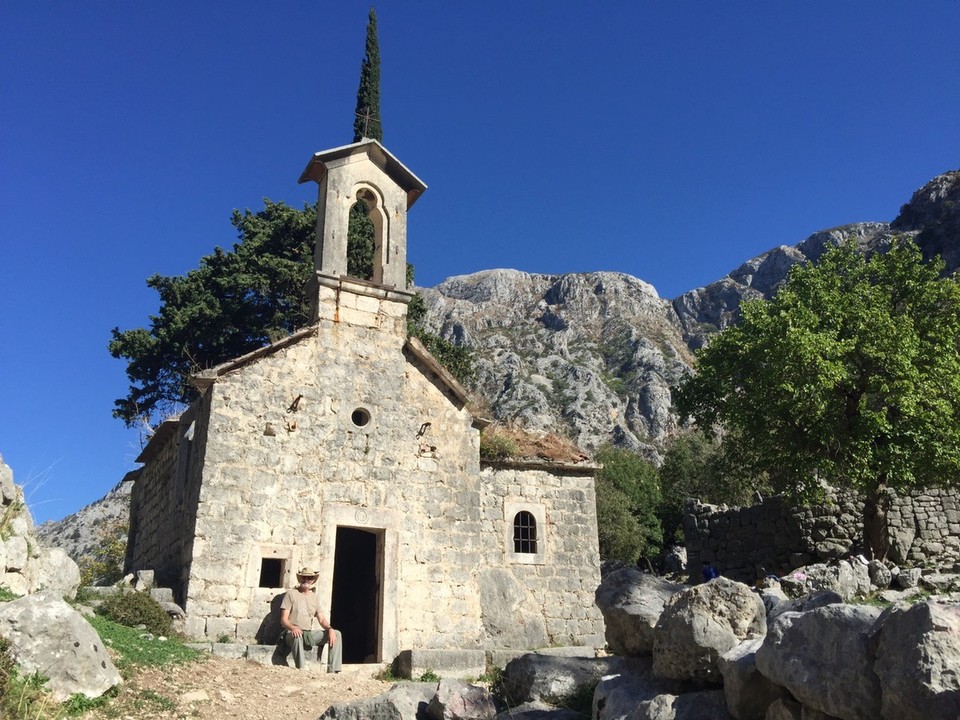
[[685, 486, 960, 583], [126, 400, 206, 601]]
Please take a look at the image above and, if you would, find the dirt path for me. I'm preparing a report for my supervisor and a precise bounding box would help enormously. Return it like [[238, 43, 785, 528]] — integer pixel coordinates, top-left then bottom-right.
[[88, 656, 393, 720]]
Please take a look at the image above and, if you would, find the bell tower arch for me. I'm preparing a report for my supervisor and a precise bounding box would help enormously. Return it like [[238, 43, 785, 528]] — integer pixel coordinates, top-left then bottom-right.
[[298, 139, 427, 329]]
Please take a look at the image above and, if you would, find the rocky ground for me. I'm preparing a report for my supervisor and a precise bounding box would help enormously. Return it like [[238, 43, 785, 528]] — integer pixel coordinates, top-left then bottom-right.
[[86, 655, 391, 720]]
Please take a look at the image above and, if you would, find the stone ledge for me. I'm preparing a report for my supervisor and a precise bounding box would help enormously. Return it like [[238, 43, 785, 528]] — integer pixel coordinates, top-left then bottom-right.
[[396, 649, 486, 680]]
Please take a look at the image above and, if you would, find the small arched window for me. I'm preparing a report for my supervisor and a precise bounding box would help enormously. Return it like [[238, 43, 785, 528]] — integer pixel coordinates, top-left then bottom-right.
[[513, 511, 538, 554]]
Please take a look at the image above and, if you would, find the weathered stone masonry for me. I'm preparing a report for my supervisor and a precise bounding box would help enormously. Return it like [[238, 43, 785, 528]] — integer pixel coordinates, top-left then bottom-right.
[[685, 487, 960, 583]]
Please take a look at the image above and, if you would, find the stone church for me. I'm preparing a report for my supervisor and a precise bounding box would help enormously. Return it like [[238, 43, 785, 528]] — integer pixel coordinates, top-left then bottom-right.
[[125, 139, 605, 670]]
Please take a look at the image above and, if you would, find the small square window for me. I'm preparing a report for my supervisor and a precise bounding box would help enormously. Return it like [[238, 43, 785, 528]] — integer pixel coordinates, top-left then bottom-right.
[[259, 558, 285, 588]]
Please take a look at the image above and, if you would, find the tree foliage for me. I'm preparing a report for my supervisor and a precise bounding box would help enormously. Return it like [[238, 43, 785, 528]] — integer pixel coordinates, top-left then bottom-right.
[[407, 293, 475, 384], [347, 8, 382, 281], [675, 239, 960, 556], [79, 518, 129, 587], [109, 201, 315, 427], [594, 447, 663, 563], [352, 7, 382, 143]]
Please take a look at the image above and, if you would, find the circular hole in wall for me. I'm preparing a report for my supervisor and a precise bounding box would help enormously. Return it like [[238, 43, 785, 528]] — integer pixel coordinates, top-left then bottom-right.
[[351, 408, 371, 427]]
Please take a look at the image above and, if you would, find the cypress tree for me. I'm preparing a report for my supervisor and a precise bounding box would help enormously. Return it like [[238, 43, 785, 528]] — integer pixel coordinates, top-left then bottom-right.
[[347, 7, 381, 278], [352, 7, 382, 143]]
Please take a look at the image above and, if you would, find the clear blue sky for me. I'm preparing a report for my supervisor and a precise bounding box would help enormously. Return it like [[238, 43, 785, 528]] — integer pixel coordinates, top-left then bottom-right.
[[2, 3, 958, 524]]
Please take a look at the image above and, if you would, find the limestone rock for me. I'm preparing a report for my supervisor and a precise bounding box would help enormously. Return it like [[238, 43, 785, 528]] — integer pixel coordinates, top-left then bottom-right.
[[593, 658, 685, 720], [767, 590, 843, 623], [500, 653, 638, 706], [421, 270, 693, 456], [427, 679, 501, 720], [0, 455, 15, 503], [594, 567, 686, 656], [895, 567, 923, 589], [634, 690, 732, 720], [320, 682, 438, 720], [918, 573, 960, 593], [24, 545, 81, 600], [762, 698, 802, 720], [872, 600, 960, 719], [652, 577, 766, 683], [717, 638, 788, 720], [0, 592, 122, 701], [867, 560, 892, 589], [778, 561, 870, 601], [495, 702, 582, 720], [755, 605, 882, 720]]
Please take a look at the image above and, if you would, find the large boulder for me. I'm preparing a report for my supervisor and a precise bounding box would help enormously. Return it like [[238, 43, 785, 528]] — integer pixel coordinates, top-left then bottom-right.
[[500, 653, 639, 706], [755, 604, 882, 720], [595, 567, 686, 656], [871, 600, 960, 719], [24, 546, 81, 600], [717, 638, 788, 720], [593, 658, 686, 720], [634, 690, 732, 720], [427, 679, 501, 720], [0, 593, 122, 701], [652, 577, 766, 683], [767, 589, 843, 622], [320, 682, 438, 720], [779, 561, 870, 601]]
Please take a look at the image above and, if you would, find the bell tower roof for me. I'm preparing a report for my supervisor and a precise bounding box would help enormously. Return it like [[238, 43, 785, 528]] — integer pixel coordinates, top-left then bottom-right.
[[298, 139, 427, 210]]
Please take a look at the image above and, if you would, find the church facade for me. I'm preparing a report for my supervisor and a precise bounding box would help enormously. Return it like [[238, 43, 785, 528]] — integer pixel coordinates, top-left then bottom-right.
[[125, 140, 605, 668]]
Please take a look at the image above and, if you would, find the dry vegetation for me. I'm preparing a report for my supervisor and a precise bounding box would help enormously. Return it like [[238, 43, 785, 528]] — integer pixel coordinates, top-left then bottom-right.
[[480, 422, 589, 463]]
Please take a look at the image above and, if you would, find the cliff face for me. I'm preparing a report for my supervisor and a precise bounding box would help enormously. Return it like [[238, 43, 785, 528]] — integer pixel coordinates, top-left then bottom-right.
[[420, 270, 693, 459], [422, 170, 960, 457]]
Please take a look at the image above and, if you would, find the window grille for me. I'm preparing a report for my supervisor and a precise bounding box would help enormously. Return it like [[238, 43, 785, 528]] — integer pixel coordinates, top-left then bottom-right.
[[513, 511, 538, 554]]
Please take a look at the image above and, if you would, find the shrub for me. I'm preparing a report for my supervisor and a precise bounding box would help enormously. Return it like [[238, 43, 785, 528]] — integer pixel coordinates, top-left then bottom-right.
[[97, 591, 172, 637]]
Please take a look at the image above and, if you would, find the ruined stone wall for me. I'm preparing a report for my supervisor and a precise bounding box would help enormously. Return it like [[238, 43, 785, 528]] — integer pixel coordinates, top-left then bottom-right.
[[126, 404, 204, 597], [685, 487, 960, 583], [165, 315, 604, 654]]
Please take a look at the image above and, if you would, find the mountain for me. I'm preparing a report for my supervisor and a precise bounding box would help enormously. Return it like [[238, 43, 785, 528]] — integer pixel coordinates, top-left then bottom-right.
[[37, 170, 960, 557], [422, 170, 960, 459]]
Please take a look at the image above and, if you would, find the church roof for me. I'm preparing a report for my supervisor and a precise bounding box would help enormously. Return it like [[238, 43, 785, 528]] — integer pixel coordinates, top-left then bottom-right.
[[298, 139, 427, 209]]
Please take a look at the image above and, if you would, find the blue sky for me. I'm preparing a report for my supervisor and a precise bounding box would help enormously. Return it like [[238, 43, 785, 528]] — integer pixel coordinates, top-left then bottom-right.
[[2, 3, 958, 524]]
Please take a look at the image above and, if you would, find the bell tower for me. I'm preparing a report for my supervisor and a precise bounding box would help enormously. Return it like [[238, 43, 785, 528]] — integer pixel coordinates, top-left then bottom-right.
[[298, 139, 427, 329]]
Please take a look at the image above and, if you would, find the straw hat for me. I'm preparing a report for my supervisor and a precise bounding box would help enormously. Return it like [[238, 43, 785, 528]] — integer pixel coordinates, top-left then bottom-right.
[[296, 567, 319, 580]]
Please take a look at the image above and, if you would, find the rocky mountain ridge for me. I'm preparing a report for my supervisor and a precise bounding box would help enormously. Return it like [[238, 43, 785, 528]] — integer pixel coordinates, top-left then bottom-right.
[[37, 169, 960, 554]]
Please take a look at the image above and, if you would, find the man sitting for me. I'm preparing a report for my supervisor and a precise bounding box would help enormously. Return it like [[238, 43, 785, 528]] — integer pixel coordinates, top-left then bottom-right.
[[279, 566, 343, 672]]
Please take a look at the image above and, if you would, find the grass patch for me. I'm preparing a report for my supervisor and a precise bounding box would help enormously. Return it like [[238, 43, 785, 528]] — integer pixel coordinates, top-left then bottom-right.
[[418, 669, 440, 683], [0, 638, 60, 720], [0, 587, 20, 603], [87, 615, 200, 673], [557, 681, 597, 718]]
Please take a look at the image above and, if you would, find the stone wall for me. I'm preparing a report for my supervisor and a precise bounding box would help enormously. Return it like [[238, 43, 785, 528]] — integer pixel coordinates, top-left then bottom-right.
[[685, 486, 960, 583], [125, 399, 207, 602]]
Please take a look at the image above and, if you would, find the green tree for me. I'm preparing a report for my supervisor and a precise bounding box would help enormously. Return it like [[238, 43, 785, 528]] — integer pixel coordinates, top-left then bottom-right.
[[79, 518, 129, 586], [353, 7, 382, 143], [675, 240, 960, 558], [594, 447, 663, 563], [657, 430, 759, 544], [407, 293, 475, 384], [109, 201, 315, 427], [348, 7, 382, 280]]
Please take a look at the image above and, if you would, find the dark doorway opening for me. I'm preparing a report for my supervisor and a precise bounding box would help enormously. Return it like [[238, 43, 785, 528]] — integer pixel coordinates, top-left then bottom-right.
[[330, 527, 382, 663]]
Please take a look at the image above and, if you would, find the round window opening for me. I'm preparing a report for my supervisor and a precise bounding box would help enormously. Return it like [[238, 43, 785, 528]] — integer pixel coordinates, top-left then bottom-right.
[[351, 408, 371, 427]]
